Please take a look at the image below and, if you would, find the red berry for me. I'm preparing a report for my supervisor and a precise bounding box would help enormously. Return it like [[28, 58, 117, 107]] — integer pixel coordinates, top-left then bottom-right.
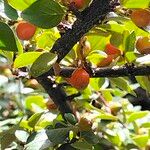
[[16, 21, 36, 40], [72, 0, 85, 9], [68, 68, 90, 90]]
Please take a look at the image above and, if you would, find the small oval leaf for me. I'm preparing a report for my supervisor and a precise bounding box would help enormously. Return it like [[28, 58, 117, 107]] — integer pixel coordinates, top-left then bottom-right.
[[128, 111, 149, 123], [14, 52, 43, 68], [21, 0, 65, 29], [4, 1, 18, 20], [30, 52, 58, 77], [28, 112, 43, 128], [7, 0, 36, 11], [0, 21, 18, 52]]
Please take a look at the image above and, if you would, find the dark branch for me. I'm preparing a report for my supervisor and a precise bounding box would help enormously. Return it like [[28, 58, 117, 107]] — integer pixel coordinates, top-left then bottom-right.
[[43, 65, 150, 78], [51, 0, 111, 62]]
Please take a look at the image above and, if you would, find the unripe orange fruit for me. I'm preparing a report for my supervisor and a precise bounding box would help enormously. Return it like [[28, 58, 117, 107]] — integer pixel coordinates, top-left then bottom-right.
[[136, 36, 150, 54], [131, 9, 150, 28], [78, 117, 92, 131], [16, 21, 36, 40], [105, 43, 121, 56], [67, 68, 90, 90]]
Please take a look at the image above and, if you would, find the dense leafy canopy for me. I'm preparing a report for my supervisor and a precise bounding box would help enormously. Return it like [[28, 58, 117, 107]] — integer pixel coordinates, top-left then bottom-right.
[[0, 0, 150, 149]]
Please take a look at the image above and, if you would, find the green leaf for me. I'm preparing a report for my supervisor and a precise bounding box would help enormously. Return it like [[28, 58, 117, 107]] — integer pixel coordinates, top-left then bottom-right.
[[124, 31, 136, 52], [106, 133, 121, 146], [46, 127, 71, 145], [127, 111, 149, 123], [36, 30, 60, 49], [71, 141, 93, 150], [0, 21, 18, 52], [14, 52, 43, 68], [87, 50, 107, 65], [64, 113, 78, 125], [136, 76, 150, 92], [110, 77, 136, 96], [90, 78, 105, 91], [30, 52, 57, 77], [132, 134, 149, 148], [25, 95, 46, 110], [21, 0, 65, 29], [8, 0, 37, 11], [81, 131, 99, 144], [4, 1, 18, 20], [125, 52, 137, 63], [28, 112, 43, 128], [121, 0, 150, 8], [97, 113, 118, 121]]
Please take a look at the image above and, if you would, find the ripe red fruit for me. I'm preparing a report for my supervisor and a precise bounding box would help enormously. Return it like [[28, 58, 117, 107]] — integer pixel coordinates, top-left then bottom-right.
[[72, 0, 85, 9], [105, 43, 121, 56], [131, 9, 150, 28], [136, 36, 150, 54], [67, 68, 90, 90], [16, 21, 36, 40], [62, 0, 90, 9]]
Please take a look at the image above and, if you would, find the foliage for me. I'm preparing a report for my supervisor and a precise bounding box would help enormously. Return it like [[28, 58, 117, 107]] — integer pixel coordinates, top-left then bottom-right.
[[0, 0, 150, 150]]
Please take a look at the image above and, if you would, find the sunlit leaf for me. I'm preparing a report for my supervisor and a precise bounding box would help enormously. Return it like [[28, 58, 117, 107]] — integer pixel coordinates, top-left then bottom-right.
[[8, 0, 36, 11], [14, 52, 43, 68], [30, 52, 57, 77], [21, 0, 65, 29], [128, 111, 149, 123]]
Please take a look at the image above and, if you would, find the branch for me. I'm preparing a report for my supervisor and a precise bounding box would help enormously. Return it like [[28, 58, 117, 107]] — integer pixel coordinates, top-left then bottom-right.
[[51, 0, 111, 62], [59, 65, 150, 77], [36, 0, 111, 114]]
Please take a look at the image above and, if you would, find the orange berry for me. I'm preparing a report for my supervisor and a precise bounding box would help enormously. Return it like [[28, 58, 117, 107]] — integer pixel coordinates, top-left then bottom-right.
[[16, 21, 36, 40], [131, 9, 150, 28], [105, 43, 121, 56], [62, 0, 89, 9], [67, 68, 90, 90], [136, 36, 150, 54]]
